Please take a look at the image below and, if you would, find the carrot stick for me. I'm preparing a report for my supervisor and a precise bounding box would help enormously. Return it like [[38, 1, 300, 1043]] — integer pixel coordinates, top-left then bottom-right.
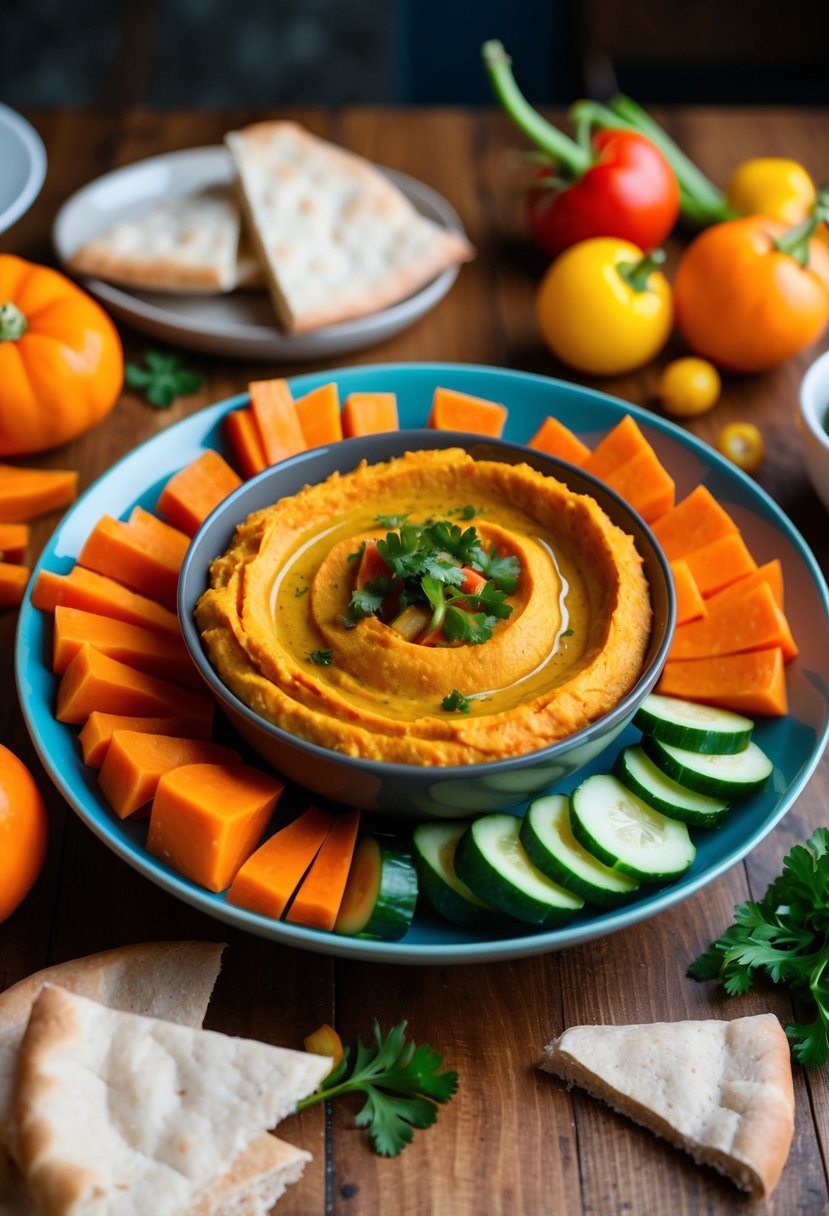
[[52, 605, 199, 689], [703, 559, 784, 611], [78, 515, 181, 610], [224, 408, 268, 479], [285, 809, 361, 931], [98, 730, 242, 820], [582, 415, 651, 479], [527, 417, 590, 465], [0, 466, 78, 523], [79, 711, 213, 768], [342, 393, 400, 438], [656, 648, 787, 717], [127, 507, 191, 564], [156, 450, 242, 537], [294, 383, 343, 448], [0, 523, 29, 564], [249, 378, 306, 465], [427, 387, 506, 437], [681, 532, 757, 597], [601, 446, 675, 523], [56, 644, 215, 728], [32, 566, 181, 637], [227, 806, 335, 919], [670, 559, 706, 625], [0, 562, 29, 608], [650, 485, 739, 560], [668, 582, 798, 662]]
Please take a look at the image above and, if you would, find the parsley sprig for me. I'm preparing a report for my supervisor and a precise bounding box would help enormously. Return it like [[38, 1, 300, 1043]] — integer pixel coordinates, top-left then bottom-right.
[[297, 1020, 458, 1156], [125, 350, 205, 409], [688, 827, 829, 1067]]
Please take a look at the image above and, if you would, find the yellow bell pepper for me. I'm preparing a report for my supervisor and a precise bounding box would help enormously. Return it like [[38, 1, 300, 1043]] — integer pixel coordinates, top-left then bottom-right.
[[726, 158, 816, 225], [536, 237, 672, 375]]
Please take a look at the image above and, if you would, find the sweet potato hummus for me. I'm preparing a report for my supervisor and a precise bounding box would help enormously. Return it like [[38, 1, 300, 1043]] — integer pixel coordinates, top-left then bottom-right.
[[195, 449, 652, 766]]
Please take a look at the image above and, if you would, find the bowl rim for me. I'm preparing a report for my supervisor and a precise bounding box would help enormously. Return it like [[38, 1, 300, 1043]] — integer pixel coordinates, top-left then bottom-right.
[[178, 427, 676, 778], [800, 348, 829, 448]]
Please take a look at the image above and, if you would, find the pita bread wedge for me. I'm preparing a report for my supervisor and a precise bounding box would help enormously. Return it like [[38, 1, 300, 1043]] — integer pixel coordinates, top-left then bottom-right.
[[543, 1014, 794, 1198], [15, 985, 329, 1216], [68, 187, 254, 294], [195, 1134, 310, 1216], [0, 941, 224, 1201], [225, 120, 474, 332]]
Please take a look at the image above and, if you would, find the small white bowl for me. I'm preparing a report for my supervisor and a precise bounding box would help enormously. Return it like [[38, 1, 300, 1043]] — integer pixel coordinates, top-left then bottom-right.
[[800, 349, 829, 512]]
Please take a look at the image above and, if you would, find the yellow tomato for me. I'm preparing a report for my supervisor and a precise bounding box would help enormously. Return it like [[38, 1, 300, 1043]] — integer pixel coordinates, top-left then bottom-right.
[[726, 158, 816, 225], [658, 357, 721, 417], [0, 745, 48, 922], [717, 422, 765, 473], [536, 238, 673, 376]]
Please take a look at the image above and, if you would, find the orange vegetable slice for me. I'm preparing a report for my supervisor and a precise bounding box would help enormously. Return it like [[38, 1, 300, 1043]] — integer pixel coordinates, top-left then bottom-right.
[[227, 805, 335, 919], [581, 415, 651, 479], [98, 731, 242, 819], [78, 515, 182, 610], [147, 762, 284, 892], [127, 506, 190, 564], [32, 566, 180, 637], [249, 378, 306, 465], [294, 383, 343, 448], [427, 387, 506, 437], [285, 809, 361, 931], [681, 532, 758, 598], [78, 711, 212, 768], [527, 416, 590, 466], [704, 560, 784, 612], [656, 648, 787, 717], [0, 466, 78, 523], [601, 446, 676, 523], [651, 485, 739, 561], [0, 523, 29, 564], [56, 644, 214, 728], [670, 559, 706, 625], [52, 605, 199, 689], [0, 561, 29, 608], [342, 392, 400, 438], [156, 450, 242, 537], [224, 408, 268, 479], [668, 582, 797, 662]]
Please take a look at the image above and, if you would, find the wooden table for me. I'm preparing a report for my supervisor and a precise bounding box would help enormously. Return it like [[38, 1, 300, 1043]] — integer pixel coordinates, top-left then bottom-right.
[[2, 105, 828, 1215]]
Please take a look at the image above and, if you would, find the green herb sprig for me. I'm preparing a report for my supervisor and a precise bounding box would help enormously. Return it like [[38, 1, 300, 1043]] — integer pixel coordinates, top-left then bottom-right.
[[442, 689, 471, 713], [307, 649, 333, 666], [689, 827, 829, 1067], [297, 1020, 458, 1156], [125, 350, 205, 409]]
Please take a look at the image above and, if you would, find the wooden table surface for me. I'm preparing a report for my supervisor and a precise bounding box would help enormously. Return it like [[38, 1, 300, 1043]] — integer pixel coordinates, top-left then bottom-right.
[[2, 105, 828, 1216]]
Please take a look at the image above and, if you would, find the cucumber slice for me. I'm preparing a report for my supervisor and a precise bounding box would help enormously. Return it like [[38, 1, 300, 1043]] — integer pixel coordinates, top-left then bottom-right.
[[520, 794, 640, 906], [616, 746, 729, 827], [454, 814, 583, 928], [643, 736, 773, 799], [634, 693, 753, 755], [570, 774, 696, 882], [413, 821, 504, 929], [334, 836, 418, 940]]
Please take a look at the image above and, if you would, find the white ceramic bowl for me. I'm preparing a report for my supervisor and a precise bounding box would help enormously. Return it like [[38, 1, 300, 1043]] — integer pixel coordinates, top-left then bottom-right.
[[800, 348, 829, 512]]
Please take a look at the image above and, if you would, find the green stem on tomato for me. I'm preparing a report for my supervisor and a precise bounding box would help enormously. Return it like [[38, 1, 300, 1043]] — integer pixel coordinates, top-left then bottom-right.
[[617, 248, 666, 292], [569, 97, 736, 227], [481, 40, 591, 178], [774, 182, 829, 266], [0, 301, 27, 342]]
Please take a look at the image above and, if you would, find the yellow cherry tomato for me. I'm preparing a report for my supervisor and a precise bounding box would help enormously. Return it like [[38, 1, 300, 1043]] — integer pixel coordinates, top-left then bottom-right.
[[726, 158, 816, 225], [717, 422, 765, 473], [658, 357, 721, 417], [536, 237, 673, 376]]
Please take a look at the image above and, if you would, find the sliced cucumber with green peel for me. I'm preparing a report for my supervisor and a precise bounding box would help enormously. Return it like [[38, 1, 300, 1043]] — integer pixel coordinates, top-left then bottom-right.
[[454, 814, 584, 928], [643, 736, 773, 799], [413, 821, 505, 929], [616, 746, 729, 827], [634, 694, 754, 755], [520, 794, 640, 907], [570, 774, 696, 882], [334, 836, 418, 940]]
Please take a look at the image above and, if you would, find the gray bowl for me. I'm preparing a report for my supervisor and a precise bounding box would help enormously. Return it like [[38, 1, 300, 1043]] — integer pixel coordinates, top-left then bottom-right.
[[178, 431, 675, 817]]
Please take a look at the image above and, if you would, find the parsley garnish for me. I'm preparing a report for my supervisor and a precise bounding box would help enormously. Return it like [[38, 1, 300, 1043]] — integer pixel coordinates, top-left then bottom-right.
[[442, 689, 471, 713], [561, 627, 574, 638], [297, 1020, 458, 1156], [295, 585, 309, 597], [689, 827, 829, 1067], [347, 543, 366, 563], [375, 513, 409, 528], [447, 504, 480, 520], [125, 350, 205, 409], [307, 649, 333, 666]]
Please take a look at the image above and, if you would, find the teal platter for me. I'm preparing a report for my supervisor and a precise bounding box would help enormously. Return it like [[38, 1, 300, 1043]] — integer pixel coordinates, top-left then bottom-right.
[[15, 363, 829, 964]]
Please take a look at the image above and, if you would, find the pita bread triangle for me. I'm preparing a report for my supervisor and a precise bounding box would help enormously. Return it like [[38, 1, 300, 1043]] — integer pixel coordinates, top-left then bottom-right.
[[15, 985, 329, 1216], [543, 1014, 795, 1198], [226, 120, 474, 333], [194, 1134, 309, 1216]]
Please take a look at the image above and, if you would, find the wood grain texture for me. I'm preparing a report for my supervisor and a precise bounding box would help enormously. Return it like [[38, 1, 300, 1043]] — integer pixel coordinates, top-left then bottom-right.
[[1, 106, 828, 1216]]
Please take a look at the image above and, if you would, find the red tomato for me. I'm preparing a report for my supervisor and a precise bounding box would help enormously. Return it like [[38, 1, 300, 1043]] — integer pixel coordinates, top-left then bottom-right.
[[0, 745, 48, 922]]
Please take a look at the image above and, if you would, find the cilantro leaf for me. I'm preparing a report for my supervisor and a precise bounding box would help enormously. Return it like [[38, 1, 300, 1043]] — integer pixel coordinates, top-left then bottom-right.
[[689, 827, 829, 1066], [473, 548, 521, 593], [125, 350, 205, 409], [443, 605, 496, 645], [449, 580, 513, 621], [307, 649, 333, 666], [297, 1020, 458, 1156], [343, 576, 396, 628], [442, 689, 471, 713], [375, 513, 409, 528]]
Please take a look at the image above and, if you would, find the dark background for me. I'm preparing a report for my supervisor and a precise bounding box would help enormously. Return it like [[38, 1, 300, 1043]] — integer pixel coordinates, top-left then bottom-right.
[[2, 0, 829, 110]]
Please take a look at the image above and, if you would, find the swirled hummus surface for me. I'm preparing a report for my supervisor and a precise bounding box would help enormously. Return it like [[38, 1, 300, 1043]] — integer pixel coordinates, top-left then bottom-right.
[[195, 448, 652, 766]]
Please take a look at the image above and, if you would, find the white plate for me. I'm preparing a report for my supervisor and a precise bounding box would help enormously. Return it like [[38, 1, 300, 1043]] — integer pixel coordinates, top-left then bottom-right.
[[52, 145, 468, 361], [0, 103, 47, 234]]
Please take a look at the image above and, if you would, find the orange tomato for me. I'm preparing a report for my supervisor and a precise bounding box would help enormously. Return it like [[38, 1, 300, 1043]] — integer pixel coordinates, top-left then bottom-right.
[[674, 216, 829, 373], [0, 744, 48, 921], [0, 255, 123, 456]]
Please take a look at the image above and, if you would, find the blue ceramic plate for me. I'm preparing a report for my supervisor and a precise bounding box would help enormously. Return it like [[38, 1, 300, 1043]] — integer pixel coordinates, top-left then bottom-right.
[[0, 103, 46, 234], [15, 364, 829, 965]]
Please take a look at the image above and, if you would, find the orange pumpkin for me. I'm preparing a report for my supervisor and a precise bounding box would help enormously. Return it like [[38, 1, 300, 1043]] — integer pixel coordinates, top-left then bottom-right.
[[0, 744, 48, 922], [0, 255, 123, 455]]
